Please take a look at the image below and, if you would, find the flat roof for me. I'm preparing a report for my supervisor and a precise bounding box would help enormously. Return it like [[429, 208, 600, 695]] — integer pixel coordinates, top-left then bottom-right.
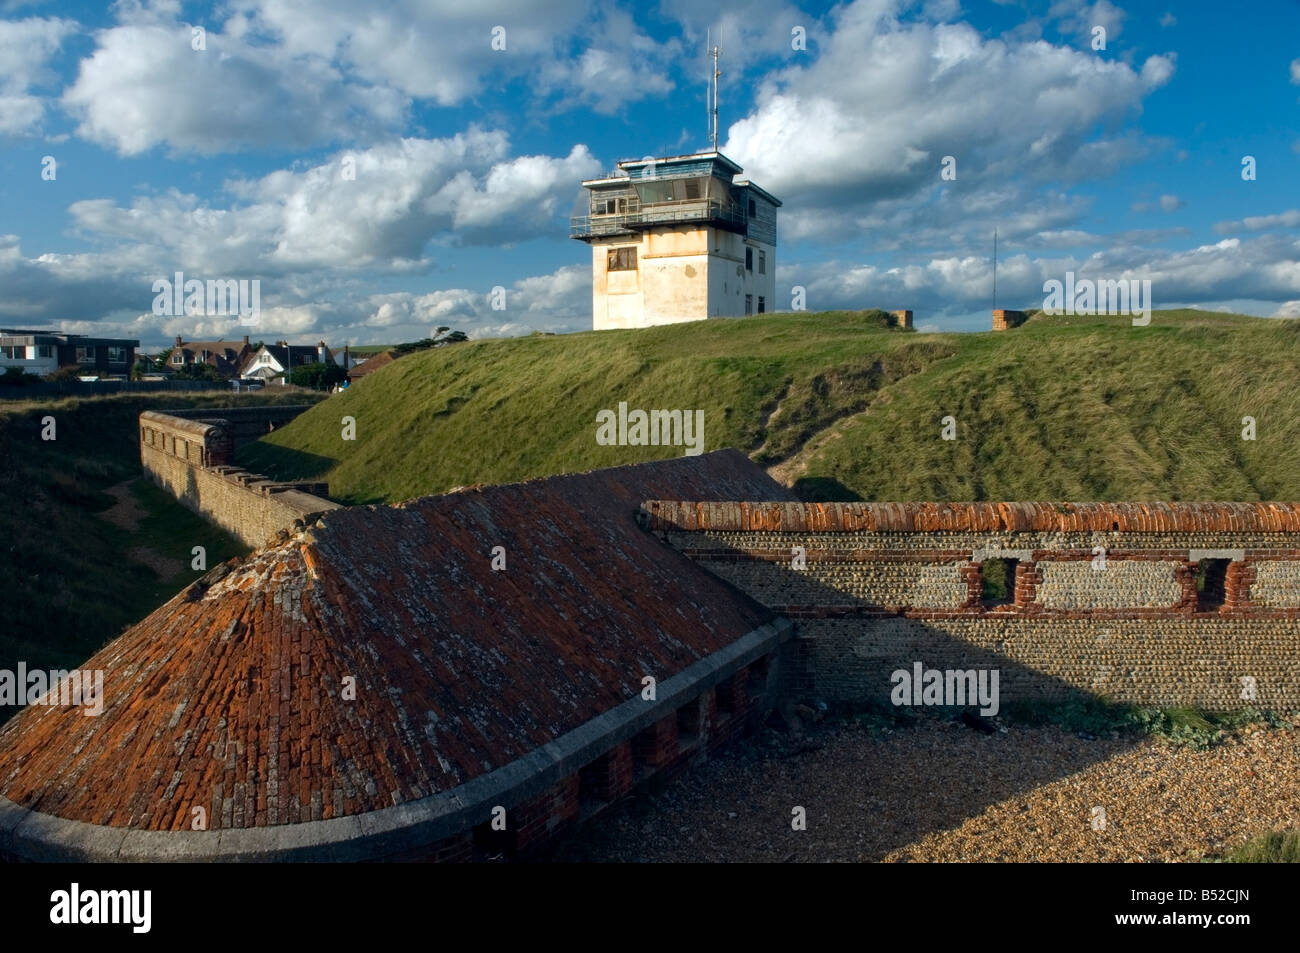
[[734, 180, 783, 208]]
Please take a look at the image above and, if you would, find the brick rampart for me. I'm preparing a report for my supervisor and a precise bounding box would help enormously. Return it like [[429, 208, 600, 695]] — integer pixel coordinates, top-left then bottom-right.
[[139, 409, 340, 550]]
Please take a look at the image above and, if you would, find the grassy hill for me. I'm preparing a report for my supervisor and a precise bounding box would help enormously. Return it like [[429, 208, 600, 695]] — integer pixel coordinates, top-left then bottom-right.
[[239, 308, 1300, 505]]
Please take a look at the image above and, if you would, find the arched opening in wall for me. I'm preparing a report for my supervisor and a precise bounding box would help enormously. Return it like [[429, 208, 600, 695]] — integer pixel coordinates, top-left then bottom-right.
[[981, 558, 1018, 608], [1196, 559, 1231, 611]]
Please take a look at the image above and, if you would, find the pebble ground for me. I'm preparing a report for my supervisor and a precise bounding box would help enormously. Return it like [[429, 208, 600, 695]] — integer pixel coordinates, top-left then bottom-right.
[[543, 717, 1300, 862]]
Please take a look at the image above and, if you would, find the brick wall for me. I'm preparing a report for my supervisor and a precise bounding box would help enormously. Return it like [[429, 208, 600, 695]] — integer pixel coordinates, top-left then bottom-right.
[[642, 502, 1300, 710], [992, 309, 1026, 330], [140, 410, 340, 549]]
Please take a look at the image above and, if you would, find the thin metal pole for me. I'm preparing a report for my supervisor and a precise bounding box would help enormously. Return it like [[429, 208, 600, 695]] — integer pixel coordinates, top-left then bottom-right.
[[993, 228, 998, 311]]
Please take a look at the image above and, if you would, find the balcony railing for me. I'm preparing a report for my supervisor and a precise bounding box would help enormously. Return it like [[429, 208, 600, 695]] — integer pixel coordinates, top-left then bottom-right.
[[571, 200, 746, 239]]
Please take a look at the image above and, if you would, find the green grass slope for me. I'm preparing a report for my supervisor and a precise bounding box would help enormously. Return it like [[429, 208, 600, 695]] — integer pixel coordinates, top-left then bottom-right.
[[240, 308, 1300, 505]]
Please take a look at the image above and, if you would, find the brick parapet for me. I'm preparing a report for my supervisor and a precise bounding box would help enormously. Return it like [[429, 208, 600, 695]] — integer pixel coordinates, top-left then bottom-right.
[[140, 409, 340, 549]]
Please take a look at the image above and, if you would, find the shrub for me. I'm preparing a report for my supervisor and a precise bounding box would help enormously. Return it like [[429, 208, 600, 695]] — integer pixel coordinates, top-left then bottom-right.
[[0, 367, 37, 387], [290, 362, 347, 390]]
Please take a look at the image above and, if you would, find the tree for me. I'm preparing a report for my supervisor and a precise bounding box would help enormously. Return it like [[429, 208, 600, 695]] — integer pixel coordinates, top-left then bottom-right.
[[393, 327, 468, 355], [290, 362, 347, 390], [172, 361, 225, 382]]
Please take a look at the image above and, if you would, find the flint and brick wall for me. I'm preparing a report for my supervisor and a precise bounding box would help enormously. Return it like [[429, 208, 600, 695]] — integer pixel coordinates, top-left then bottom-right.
[[140, 409, 340, 550], [640, 501, 1300, 710]]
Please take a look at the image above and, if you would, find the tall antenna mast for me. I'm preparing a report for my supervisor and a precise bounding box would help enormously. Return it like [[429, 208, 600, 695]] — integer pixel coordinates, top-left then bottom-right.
[[707, 28, 722, 151], [992, 227, 998, 311]]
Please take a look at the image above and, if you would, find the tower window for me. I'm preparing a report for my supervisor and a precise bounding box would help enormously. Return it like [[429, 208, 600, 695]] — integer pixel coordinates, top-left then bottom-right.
[[607, 247, 637, 271], [745, 295, 753, 315], [748, 199, 756, 217], [758, 296, 765, 314], [758, 250, 766, 275], [745, 247, 753, 271]]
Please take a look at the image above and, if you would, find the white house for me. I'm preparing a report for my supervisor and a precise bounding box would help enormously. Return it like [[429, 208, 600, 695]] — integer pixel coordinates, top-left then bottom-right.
[[240, 341, 353, 383]]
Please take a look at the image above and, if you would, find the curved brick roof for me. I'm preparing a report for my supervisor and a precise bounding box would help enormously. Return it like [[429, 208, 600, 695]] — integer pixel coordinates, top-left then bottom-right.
[[640, 500, 1300, 534], [0, 450, 792, 833]]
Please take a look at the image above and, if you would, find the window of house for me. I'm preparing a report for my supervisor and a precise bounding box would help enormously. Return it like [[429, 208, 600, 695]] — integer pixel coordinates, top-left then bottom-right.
[[0, 345, 24, 359], [172, 352, 184, 364], [758, 296, 766, 314], [200, 350, 210, 361], [759, 250, 766, 275], [981, 558, 1018, 608], [36, 345, 52, 359], [76, 346, 95, 363], [107, 346, 126, 363], [1195, 559, 1231, 611], [607, 246, 637, 271], [745, 295, 753, 315], [745, 247, 753, 271]]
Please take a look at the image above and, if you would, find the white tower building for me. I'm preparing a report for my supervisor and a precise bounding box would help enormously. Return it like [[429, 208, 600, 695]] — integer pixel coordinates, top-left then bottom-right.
[[570, 151, 781, 330]]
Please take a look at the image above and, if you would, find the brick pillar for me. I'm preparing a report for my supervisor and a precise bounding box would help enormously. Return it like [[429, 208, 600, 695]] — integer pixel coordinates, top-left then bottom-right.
[[579, 740, 635, 802], [633, 714, 678, 770], [1013, 561, 1040, 611], [1178, 561, 1199, 611], [512, 775, 580, 853], [960, 563, 982, 608], [1225, 560, 1253, 612], [698, 689, 718, 747]]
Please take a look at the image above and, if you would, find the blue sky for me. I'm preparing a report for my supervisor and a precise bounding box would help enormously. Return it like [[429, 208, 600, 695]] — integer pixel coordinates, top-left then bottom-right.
[[0, 0, 1297, 346]]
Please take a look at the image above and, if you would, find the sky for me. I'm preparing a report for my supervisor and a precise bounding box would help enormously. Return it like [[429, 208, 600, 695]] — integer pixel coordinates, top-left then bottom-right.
[[0, 0, 1297, 346]]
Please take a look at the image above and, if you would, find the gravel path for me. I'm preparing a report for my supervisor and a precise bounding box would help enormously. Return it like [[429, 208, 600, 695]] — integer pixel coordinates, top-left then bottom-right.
[[545, 717, 1300, 862]]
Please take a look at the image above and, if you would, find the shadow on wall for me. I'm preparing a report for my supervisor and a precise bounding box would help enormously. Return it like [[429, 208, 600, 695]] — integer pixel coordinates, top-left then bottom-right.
[[182, 459, 199, 512]]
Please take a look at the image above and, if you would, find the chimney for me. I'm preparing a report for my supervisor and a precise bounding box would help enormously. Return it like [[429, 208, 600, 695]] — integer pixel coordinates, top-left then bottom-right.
[[317, 341, 327, 361], [243, 335, 250, 346], [343, 344, 350, 369], [175, 335, 183, 348]]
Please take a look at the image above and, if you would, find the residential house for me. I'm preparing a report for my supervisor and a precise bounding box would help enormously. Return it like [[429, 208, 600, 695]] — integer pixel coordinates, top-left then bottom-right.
[[0, 329, 139, 378], [241, 340, 352, 384], [169, 336, 254, 378], [347, 349, 397, 381]]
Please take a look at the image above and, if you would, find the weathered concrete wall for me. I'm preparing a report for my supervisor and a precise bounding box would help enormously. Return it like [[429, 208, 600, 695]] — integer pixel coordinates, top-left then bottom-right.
[[140, 409, 339, 550], [641, 501, 1300, 710]]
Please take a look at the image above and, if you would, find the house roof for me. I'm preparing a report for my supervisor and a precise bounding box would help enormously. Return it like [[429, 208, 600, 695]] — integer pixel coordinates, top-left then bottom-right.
[[347, 350, 397, 379], [640, 500, 1300, 534], [250, 343, 330, 370], [176, 340, 249, 366], [0, 450, 794, 833]]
